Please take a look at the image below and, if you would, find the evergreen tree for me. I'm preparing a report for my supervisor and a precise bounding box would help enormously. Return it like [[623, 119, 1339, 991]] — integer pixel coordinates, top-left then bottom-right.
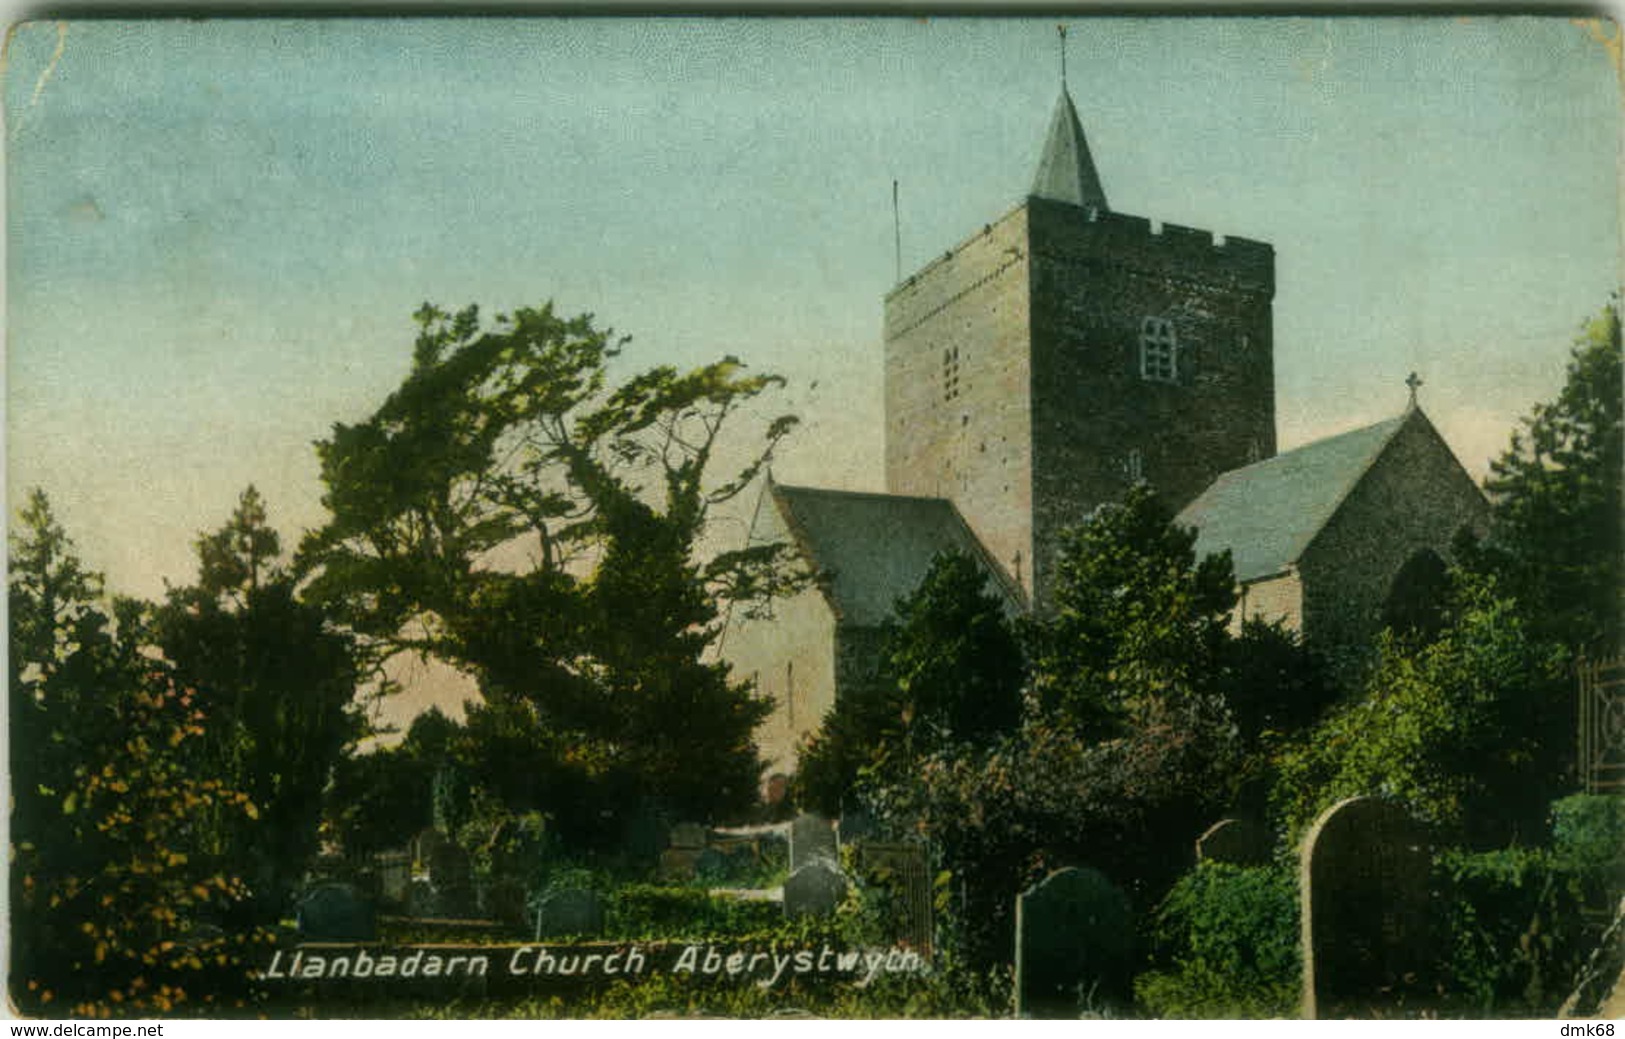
[[155, 487, 364, 915], [1476, 302, 1622, 655]]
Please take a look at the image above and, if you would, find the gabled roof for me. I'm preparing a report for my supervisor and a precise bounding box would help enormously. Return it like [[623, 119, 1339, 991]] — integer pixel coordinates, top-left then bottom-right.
[[1030, 88, 1109, 211], [769, 483, 1021, 627], [1177, 412, 1412, 582]]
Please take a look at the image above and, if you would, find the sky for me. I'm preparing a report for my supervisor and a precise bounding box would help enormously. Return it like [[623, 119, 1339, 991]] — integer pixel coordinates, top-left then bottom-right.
[[6, 16, 1620, 724]]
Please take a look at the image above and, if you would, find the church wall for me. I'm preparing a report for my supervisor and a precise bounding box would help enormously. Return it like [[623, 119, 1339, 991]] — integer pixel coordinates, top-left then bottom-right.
[[1297, 412, 1489, 660], [1234, 571, 1304, 634], [884, 205, 1036, 597], [1025, 197, 1276, 606], [718, 495, 841, 781]]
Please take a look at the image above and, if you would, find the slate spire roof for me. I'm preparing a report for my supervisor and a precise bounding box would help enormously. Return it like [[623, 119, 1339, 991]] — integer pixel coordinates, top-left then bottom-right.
[[1030, 88, 1109, 210]]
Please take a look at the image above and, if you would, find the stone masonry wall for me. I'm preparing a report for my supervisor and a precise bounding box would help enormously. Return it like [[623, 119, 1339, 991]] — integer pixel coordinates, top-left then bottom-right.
[[884, 205, 1036, 598], [1025, 197, 1276, 606], [1298, 410, 1489, 659]]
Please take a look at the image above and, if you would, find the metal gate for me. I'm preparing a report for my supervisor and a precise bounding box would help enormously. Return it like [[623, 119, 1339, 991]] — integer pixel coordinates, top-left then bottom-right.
[[1578, 655, 1625, 794]]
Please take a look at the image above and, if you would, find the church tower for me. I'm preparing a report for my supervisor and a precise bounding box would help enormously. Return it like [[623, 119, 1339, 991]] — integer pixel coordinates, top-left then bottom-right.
[[883, 85, 1277, 607]]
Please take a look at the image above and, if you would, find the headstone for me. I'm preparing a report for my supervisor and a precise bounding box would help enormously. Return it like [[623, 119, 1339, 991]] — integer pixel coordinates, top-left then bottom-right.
[[669, 822, 707, 849], [1196, 817, 1270, 866], [412, 826, 449, 866], [429, 841, 476, 917], [1014, 867, 1134, 1018], [533, 888, 604, 940], [790, 813, 838, 871], [296, 882, 378, 941], [376, 850, 412, 904], [783, 861, 847, 918], [1299, 796, 1433, 1019], [406, 877, 437, 917]]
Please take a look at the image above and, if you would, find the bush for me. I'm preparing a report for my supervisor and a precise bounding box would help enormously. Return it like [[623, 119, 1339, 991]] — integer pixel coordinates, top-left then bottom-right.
[[1550, 794, 1625, 901], [605, 885, 783, 940], [1135, 862, 1300, 1018], [1436, 846, 1591, 1015]]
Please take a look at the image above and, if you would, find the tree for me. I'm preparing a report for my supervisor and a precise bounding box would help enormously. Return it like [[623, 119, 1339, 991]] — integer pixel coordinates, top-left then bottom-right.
[[848, 495, 1247, 972], [1026, 483, 1238, 738], [300, 303, 801, 835], [1476, 302, 1622, 655], [9, 492, 265, 1016], [796, 551, 1024, 816], [154, 487, 363, 916], [1271, 571, 1570, 848]]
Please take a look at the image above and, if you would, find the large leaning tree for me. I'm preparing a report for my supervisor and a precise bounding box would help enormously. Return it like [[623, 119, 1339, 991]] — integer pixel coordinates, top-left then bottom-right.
[[298, 303, 802, 841]]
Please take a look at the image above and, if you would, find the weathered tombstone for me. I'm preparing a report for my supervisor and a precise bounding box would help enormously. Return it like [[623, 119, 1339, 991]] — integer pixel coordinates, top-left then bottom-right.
[[669, 821, 707, 849], [533, 888, 604, 940], [375, 850, 412, 904], [1196, 817, 1270, 867], [412, 826, 449, 866], [297, 882, 378, 941], [789, 813, 838, 871], [405, 877, 437, 917], [783, 861, 847, 918], [1299, 796, 1433, 1018], [1014, 867, 1133, 1019], [429, 841, 476, 917]]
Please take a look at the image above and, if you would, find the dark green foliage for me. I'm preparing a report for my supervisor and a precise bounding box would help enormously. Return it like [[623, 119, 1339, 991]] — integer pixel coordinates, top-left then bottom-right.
[[302, 303, 803, 836], [1550, 794, 1625, 905], [154, 487, 363, 917], [1436, 847, 1591, 1015], [796, 552, 1023, 816], [326, 708, 465, 859], [604, 885, 782, 939], [1473, 302, 1622, 656], [9, 491, 269, 1017], [1027, 483, 1236, 737], [1272, 571, 1570, 848], [1135, 862, 1300, 1018]]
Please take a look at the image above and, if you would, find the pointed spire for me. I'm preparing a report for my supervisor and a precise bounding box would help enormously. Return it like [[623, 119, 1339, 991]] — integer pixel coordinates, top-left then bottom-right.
[[1031, 88, 1109, 210]]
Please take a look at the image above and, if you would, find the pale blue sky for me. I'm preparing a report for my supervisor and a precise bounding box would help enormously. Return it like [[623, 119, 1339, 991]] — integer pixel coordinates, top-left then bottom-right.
[[7, 16, 1620, 618]]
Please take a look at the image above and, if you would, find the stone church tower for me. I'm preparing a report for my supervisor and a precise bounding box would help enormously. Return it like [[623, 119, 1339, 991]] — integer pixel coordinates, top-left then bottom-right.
[[883, 87, 1277, 606]]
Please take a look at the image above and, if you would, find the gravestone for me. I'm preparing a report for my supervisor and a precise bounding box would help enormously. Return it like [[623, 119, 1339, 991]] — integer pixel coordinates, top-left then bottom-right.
[[1196, 817, 1270, 867], [1299, 796, 1433, 1018], [533, 888, 604, 940], [375, 850, 412, 904], [790, 813, 838, 871], [783, 861, 847, 918], [429, 841, 476, 917], [1014, 867, 1134, 1018], [412, 826, 449, 866], [669, 822, 707, 850], [297, 882, 378, 941]]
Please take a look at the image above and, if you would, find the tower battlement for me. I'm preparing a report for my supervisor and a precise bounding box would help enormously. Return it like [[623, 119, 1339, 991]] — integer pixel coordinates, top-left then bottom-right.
[[1026, 197, 1274, 295]]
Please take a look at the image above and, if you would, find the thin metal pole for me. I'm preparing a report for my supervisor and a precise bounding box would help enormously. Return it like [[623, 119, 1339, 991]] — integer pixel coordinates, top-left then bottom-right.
[[893, 179, 902, 283]]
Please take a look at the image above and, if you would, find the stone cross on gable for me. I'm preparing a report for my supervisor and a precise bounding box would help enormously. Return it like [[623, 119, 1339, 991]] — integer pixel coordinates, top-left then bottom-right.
[[1405, 371, 1424, 408]]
